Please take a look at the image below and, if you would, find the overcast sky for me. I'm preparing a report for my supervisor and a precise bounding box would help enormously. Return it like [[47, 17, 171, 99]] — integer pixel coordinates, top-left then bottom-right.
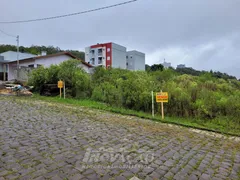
[[1, 0, 240, 78]]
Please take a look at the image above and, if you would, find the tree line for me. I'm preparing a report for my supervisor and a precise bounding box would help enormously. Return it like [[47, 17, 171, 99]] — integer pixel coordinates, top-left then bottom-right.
[[0, 44, 85, 60], [145, 64, 238, 80]]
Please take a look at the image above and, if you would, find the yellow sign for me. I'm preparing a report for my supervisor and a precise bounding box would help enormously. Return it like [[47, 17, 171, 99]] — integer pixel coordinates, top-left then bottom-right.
[[58, 80, 64, 88], [156, 92, 168, 102]]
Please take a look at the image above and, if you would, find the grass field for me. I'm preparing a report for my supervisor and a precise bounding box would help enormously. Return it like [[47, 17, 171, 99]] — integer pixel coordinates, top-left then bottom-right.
[[32, 94, 240, 137]]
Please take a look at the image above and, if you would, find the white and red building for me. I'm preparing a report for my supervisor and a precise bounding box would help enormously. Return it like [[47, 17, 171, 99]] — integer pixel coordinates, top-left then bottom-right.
[[85, 42, 145, 71]]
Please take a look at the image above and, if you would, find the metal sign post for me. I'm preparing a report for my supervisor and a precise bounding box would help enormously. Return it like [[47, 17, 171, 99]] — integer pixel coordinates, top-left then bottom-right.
[[64, 81, 66, 99], [151, 91, 154, 117]]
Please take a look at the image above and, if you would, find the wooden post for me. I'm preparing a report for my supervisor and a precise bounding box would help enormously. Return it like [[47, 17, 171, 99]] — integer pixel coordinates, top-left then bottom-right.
[[151, 91, 154, 117], [60, 88, 62, 98], [161, 90, 164, 120], [3, 64, 6, 81], [64, 81, 65, 99]]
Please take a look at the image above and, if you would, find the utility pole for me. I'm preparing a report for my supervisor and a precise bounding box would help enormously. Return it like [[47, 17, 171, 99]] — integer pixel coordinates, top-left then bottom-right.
[[17, 35, 19, 69], [16, 35, 19, 80]]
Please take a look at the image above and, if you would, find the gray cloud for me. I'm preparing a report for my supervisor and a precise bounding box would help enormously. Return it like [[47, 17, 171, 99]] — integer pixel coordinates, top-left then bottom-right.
[[1, 0, 240, 77]]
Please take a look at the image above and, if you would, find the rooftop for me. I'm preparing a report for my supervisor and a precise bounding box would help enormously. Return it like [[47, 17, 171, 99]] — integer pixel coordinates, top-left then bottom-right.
[[0, 51, 37, 62], [7, 52, 93, 68]]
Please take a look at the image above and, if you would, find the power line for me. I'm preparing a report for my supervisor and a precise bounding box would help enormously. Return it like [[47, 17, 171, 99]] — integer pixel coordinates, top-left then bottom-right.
[[0, 0, 138, 24], [0, 29, 16, 37]]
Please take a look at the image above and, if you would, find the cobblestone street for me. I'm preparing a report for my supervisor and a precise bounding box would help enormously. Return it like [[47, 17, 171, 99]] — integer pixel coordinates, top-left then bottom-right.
[[0, 97, 240, 180]]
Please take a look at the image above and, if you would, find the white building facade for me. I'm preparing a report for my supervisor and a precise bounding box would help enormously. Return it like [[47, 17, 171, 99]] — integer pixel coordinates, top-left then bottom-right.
[[85, 42, 145, 71]]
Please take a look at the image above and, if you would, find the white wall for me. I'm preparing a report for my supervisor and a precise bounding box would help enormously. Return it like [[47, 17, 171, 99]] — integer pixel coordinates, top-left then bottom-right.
[[134, 52, 145, 71], [0, 63, 3, 72], [126, 51, 135, 70], [85, 47, 90, 63], [35, 55, 90, 72], [112, 43, 127, 69], [8, 63, 16, 80], [34, 54, 71, 67], [127, 51, 145, 71]]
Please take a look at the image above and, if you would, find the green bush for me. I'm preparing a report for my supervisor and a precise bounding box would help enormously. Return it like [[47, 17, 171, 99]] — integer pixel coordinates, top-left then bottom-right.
[[28, 59, 91, 98], [28, 66, 48, 91]]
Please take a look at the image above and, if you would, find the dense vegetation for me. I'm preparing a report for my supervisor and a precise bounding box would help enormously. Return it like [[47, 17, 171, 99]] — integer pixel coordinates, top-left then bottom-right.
[[0, 44, 85, 60], [146, 64, 238, 80], [29, 60, 240, 131]]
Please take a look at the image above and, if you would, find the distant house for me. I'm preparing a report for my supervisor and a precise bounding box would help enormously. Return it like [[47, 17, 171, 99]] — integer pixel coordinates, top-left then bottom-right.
[[0, 51, 37, 61], [161, 59, 171, 69], [0, 55, 8, 80], [0, 51, 37, 80], [5, 52, 92, 81], [177, 64, 186, 69]]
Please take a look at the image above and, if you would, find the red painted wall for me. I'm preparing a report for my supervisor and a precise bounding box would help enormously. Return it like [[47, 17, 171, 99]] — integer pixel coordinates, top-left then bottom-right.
[[105, 43, 112, 68]]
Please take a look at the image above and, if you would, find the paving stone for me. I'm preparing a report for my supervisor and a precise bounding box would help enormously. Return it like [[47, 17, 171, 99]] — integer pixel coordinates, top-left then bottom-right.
[[51, 175, 62, 180], [33, 177, 46, 180], [4, 173, 20, 180], [188, 174, 198, 180], [159, 165, 170, 171], [149, 171, 161, 179], [164, 171, 174, 179], [0, 170, 10, 177], [120, 171, 134, 178], [200, 173, 211, 180], [115, 175, 127, 180], [68, 174, 84, 180], [130, 168, 141, 174], [142, 167, 154, 175], [101, 174, 111, 180]]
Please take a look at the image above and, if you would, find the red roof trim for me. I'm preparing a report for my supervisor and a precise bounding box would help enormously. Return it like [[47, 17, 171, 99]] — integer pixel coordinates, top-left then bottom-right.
[[90, 42, 112, 49]]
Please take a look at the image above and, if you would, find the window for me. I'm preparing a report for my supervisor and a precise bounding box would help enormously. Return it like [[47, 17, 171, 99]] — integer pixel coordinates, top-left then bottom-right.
[[98, 48, 103, 56], [107, 56, 110, 60], [28, 64, 34, 68], [107, 48, 111, 52], [98, 57, 103, 64], [126, 56, 128, 59], [90, 58, 95, 65]]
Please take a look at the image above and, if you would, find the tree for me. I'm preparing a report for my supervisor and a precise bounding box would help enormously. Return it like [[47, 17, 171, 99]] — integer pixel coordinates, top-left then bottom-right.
[[0, 44, 85, 59], [150, 64, 164, 71]]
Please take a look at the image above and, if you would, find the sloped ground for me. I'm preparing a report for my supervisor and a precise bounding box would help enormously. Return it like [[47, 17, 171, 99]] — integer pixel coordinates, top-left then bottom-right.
[[0, 96, 240, 180]]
